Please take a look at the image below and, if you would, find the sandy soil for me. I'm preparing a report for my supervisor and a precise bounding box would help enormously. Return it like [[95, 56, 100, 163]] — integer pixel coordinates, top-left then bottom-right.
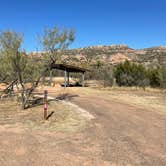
[[0, 87, 166, 166]]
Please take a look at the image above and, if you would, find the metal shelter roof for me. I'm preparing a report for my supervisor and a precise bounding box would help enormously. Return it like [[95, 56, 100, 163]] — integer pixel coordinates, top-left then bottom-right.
[[50, 63, 88, 73]]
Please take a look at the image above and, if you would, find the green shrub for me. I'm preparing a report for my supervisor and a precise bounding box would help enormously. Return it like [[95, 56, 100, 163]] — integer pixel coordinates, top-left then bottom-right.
[[147, 68, 161, 87], [114, 60, 149, 87], [160, 67, 166, 88], [114, 60, 166, 89]]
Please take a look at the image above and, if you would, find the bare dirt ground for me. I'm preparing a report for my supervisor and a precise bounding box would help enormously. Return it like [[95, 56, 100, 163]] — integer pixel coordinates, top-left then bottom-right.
[[0, 87, 166, 166]]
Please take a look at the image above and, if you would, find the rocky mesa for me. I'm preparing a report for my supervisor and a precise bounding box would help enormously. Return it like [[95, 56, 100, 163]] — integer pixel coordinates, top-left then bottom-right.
[[29, 45, 166, 67]]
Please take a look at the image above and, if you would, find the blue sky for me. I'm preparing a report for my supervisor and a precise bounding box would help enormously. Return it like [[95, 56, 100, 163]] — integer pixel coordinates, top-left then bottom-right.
[[0, 0, 166, 51]]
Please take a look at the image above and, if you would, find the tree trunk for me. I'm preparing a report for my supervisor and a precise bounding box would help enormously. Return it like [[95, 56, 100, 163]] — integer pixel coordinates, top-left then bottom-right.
[[21, 90, 27, 109]]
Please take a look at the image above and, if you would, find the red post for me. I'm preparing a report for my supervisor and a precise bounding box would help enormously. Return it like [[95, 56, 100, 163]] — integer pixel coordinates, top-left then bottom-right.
[[44, 90, 48, 120]]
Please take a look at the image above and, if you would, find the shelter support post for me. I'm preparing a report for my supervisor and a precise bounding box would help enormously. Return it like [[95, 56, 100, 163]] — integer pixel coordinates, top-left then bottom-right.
[[64, 69, 67, 88], [49, 70, 53, 86], [82, 72, 85, 87], [67, 72, 70, 86]]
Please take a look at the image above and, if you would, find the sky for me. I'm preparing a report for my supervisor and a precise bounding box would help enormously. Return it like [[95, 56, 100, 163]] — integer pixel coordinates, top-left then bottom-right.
[[0, 0, 166, 52]]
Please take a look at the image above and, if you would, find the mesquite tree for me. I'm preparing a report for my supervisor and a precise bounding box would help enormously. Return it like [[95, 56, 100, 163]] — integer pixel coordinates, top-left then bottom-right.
[[40, 26, 74, 61], [39, 26, 75, 83], [0, 31, 46, 108], [0, 27, 75, 109]]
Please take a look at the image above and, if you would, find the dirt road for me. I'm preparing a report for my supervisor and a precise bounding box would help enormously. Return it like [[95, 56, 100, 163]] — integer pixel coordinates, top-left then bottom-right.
[[71, 89, 166, 165], [0, 88, 166, 165]]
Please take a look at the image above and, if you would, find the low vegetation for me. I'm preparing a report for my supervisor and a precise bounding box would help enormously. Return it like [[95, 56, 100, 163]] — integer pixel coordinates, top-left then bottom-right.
[[0, 100, 90, 132], [114, 60, 166, 89], [83, 59, 166, 89]]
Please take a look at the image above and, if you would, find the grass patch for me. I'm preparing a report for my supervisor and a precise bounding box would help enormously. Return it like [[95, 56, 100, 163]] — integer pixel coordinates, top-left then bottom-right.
[[0, 100, 91, 132], [71, 87, 166, 113]]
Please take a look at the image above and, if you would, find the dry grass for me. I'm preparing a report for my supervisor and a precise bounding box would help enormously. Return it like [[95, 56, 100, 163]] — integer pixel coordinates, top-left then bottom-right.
[[0, 99, 92, 132], [66, 87, 166, 113], [107, 86, 166, 93], [99, 88, 166, 113], [106, 91, 166, 113]]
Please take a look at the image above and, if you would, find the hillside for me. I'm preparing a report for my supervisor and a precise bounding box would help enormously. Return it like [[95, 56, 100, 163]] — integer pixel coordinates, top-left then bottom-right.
[[136, 46, 166, 66], [29, 45, 166, 67]]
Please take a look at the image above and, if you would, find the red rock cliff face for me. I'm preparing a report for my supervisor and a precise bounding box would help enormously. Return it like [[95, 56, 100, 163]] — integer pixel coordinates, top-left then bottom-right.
[[28, 45, 166, 67], [109, 53, 132, 65]]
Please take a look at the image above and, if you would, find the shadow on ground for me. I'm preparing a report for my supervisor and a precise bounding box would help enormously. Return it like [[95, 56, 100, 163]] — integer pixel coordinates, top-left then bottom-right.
[[26, 93, 79, 109], [56, 93, 79, 101]]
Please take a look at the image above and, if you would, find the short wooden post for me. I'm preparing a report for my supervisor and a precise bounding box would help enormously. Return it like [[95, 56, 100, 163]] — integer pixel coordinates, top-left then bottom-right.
[[44, 90, 48, 120]]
